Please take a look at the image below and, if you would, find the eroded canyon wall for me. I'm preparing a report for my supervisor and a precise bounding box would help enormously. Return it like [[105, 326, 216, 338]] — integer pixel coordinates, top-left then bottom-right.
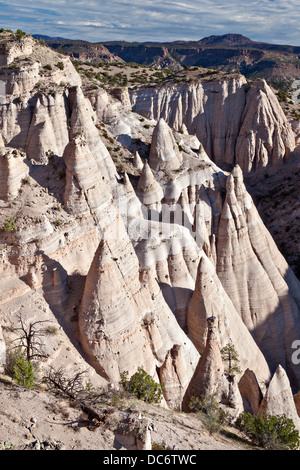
[[0, 35, 300, 415], [129, 77, 295, 173]]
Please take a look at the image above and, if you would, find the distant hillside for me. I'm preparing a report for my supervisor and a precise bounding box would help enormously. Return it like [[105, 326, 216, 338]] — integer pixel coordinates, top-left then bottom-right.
[[40, 33, 300, 91], [32, 34, 65, 41], [33, 35, 124, 64], [179, 33, 300, 53]]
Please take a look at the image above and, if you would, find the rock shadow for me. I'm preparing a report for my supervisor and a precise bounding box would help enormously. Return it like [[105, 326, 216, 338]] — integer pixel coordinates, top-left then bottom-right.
[[40, 252, 85, 353]]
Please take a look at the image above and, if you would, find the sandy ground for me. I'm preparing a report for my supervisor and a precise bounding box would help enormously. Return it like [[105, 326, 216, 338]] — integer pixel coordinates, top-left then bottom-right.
[[0, 374, 254, 452]]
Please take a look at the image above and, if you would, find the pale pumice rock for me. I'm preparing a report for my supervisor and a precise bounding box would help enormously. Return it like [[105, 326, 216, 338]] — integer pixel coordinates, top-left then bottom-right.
[[236, 80, 295, 173], [129, 77, 295, 173], [3, 62, 40, 96], [259, 365, 300, 432], [63, 134, 110, 217], [182, 316, 244, 418], [161, 149, 223, 203], [294, 391, 300, 418], [110, 87, 132, 110], [0, 38, 200, 401], [26, 92, 70, 163], [136, 161, 164, 210], [115, 416, 152, 450], [62, 131, 127, 246], [79, 236, 200, 409], [131, 215, 202, 329], [0, 147, 29, 200], [42, 260, 68, 315], [183, 316, 226, 410], [0, 95, 34, 150], [76, 237, 150, 383], [186, 254, 271, 387], [130, 78, 247, 169], [13, 214, 54, 245], [291, 119, 300, 146], [180, 123, 189, 135], [238, 368, 263, 415], [0, 41, 81, 156], [1, 34, 300, 424], [133, 151, 144, 171], [158, 344, 191, 410], [0, 34, 33, 66], [120, 173, 143, 220], [48, 56, 82, 88], [66, 93, 200, 380], [88, 87, 124, 125], [149, 118, 183, 172], [215, 164, 300, 389], [69, 86, 117, 184], [176, 132, 201, 154]]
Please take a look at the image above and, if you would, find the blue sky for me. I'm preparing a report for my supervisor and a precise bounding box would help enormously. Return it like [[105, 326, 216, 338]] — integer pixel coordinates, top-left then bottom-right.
[[0, 0, 299, 46]]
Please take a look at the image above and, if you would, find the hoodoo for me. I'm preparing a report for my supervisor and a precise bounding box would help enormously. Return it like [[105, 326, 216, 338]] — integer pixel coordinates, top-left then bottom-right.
[[133, 151, 144, 171], [136, 160, 164, 210], [183, 316, 244, 418], [0, 30, 300, 449], [149, 118, 183, 171], [186, 255, 271, 384], [259, 365, 300, 432], [215, 166, 300, 389], [130, 78, 296, 174], [0, 147, 29, 200]]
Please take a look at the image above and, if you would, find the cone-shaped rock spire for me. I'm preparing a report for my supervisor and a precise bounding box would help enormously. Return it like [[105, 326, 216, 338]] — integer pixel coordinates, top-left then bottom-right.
[[187, 255, 271, 384], [133, 151, 144, 171], [183, 316, 244, 417], [79, 238, 150, 383], [259, 365, 300, 431], [183, 316, 227, 409], [136, 160, 164, 208], [63, 134, 109, 217], [149, 118, 183, 171], [216, 168, 300, 389]]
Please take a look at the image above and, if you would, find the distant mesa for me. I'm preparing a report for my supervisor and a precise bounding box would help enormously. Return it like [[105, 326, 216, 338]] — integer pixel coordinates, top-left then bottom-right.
[[197, 33, 256, 46], [38, 32, 300, 89], [32, 34, 66, 41]]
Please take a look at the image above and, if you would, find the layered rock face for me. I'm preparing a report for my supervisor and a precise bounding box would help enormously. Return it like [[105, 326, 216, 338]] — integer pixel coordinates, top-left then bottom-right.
[[149, 118, 183, 172], [79, 237, 199, 408], [25, 92, 70, 164], [136, 161, 164, 210], [186, 256, 271, 385], [235, 80, 296, 172], [1, 34, 300, 421], [0, 33, 33, 66], [214, 164, 300, 389], [129, 77, 295, 173], [259, 365, 300, 432], [0, 37, 81, 162], [61, 126, 200, 405], [63, 134, 112, 218], [183, 316, 244, 418], [0, 147, 29, 200]]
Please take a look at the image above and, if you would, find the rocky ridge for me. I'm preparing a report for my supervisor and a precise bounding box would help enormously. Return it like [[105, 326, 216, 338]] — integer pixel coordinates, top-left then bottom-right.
[[129, 76, 296, 174], [0, 33, 300, 450], [43, 34, 300, 95]]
